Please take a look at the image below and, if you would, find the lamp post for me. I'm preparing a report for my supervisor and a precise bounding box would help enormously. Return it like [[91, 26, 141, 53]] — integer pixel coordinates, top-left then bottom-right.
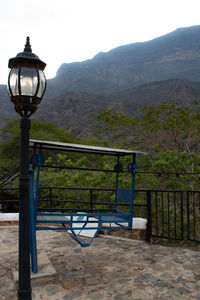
[[8, 37, 46, 299]]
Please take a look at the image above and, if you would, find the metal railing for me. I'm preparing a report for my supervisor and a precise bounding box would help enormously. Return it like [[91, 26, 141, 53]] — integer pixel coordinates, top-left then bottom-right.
[[0, 187, 19, 213], [187, 191, 200, 243], [0, 187, 199, 244], [149, 190, 184, 241]]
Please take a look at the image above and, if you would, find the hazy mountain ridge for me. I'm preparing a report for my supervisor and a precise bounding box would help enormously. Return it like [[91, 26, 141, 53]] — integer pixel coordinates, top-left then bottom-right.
[[45, 25, 200, 97], [2, 25, 200, 139]]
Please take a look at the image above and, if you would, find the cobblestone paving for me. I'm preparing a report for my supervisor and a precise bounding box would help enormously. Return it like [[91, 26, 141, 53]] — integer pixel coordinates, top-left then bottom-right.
[[1, 226, 200, 299]]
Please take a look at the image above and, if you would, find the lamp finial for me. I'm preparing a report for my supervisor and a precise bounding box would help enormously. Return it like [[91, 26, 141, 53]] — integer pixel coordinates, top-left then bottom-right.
[[24, 36, 32, 53]]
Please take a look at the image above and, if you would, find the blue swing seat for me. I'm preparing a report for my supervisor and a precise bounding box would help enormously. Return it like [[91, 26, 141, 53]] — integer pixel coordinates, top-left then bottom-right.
[[29, 139, 140, 273]]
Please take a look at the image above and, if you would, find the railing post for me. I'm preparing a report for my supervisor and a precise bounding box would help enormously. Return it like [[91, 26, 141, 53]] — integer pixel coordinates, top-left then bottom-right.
[[0, 189, 5, 213], [2, 200, 5, 213], [180, 191, 184, 241], [90, 189, 93, 210], [1, 191, 4, 212], [50, 187, 53, 208], [186, 191, 190, 241], [146, 190, 152, 242]]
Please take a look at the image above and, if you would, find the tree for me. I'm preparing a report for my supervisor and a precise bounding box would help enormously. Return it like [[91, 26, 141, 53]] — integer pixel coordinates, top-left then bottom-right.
[[96, 101, 200, 154], [0, 119, 81, 177], [96, 101, 200, 190]]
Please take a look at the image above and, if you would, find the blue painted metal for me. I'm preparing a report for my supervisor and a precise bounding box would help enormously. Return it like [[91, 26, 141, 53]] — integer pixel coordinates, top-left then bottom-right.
[[70, 231, 91, 247], [35, 166, 40, 211], [129, 172, 135, 229], [127, 162, 138, 174], [128, 160, 137, 229], [114, 157, 121, 211], [36, 225, 129, 231], [29, 154, 46, 273], [33, 154, 46, 210], [29, 152, 138, 273], [115, 172, 119, 211], [117, 188, 132, 203], [70, 226, 100, 247], [36, 211, 130, 219], [32, 154, 46, 167]]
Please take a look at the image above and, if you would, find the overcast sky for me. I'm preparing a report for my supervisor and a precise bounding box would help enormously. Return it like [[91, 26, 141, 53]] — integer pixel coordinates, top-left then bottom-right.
[[1, 0, 200, 84]]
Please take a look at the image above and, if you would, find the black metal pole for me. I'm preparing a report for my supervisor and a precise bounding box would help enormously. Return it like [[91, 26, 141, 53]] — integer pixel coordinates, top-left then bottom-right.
[[18, 118, 32, 299]]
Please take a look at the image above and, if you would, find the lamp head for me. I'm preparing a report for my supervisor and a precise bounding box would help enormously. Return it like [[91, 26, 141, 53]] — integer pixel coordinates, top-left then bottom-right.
[[8, 37, 47, 118]]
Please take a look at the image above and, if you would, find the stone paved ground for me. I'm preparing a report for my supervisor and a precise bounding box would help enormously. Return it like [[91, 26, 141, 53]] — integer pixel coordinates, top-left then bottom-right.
[[1, 226, 200, 300]]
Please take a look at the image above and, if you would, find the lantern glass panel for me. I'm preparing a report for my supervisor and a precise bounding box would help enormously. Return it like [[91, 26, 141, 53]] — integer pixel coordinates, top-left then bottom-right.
[[37, 70, 46, 98], [8, 68, 19, 96], [20, 67, 38, 96]]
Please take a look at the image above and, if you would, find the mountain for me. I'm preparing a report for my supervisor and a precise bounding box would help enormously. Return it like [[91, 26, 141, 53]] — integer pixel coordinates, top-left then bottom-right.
[[2, 25, 200, 139], [35, 79, 200, 138], [46, 25, 200, 97], [2, 78, 200, 138], [0, 85, 13, 119]]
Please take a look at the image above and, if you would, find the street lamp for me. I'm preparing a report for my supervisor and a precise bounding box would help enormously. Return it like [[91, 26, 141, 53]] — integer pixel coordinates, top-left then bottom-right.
[[8, 37, 46, 299]]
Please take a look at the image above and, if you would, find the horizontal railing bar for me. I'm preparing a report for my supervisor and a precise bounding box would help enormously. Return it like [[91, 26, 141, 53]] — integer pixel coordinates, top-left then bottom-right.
[[38, 187, 183, 192], [188, 238, 200, 242], [0, 199, 19, 201], [0, 188, 19, 191], [37, 199, 143, 206], [1, 186, 177, 193], [0, 198, 145, 207], [143, 189, 183, 193], [42, 165, 117, 173], [152, 234, 183, 241], [38, 186, 116, 191], [137, 171, 200, 175], [37, 208, 116, 212]]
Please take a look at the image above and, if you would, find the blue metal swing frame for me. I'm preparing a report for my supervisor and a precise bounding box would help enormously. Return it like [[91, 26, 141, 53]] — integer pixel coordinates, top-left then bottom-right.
[[29, 139, 143, 273]]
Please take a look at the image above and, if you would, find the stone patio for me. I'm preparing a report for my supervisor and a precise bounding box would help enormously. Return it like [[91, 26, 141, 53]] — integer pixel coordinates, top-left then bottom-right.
[[1, 226, 200, 299]]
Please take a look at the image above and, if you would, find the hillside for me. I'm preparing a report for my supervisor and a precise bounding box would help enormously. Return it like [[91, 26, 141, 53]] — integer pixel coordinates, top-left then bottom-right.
[[2, 25, 200, 139], [46, 25, 200, 97], [34, 79, 200, 138], [2, 78, 200, 138], [0, 85, 13, 120]]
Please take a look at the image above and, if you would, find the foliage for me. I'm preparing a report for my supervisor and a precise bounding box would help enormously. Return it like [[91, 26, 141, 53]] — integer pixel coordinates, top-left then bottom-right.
[[0, 119, 81, 177], [37, 154, 117, 210], [2, 100, 200, 192], [35, 152, 139, 212], [97, 101, 200, 190], [97, 101, 200, 154], [43, 154, 133, 188]]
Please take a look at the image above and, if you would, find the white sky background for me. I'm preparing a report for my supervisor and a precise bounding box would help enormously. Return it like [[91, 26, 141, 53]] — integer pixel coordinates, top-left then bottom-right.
[[0, 0, 200, 84]]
